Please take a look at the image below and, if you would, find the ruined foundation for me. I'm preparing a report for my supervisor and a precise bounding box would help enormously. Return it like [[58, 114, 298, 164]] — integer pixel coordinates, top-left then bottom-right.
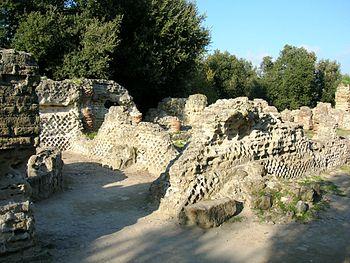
[[151, 98, 350, 220], [36, 78, 140, 151]]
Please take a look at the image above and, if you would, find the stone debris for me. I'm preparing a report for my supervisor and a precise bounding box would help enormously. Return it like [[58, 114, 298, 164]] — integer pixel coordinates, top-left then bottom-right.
[[180, 198, 237, 228], [27, 148, 64, 201]]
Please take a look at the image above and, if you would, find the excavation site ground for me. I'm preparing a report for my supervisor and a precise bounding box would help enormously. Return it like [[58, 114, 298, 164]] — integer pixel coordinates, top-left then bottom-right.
[[34, 152, 350, 263]]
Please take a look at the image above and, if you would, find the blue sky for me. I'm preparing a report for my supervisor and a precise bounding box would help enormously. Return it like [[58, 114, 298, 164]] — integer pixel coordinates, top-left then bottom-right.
[[196, 0, 350, 74]]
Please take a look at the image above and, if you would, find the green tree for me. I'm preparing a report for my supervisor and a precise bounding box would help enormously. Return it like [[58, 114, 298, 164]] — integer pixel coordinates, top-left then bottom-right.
[[56, 17, 122, 79], [5, 0, 210, 111], [261, 45, 318, 110], [111, 0, 210, 110], [0, 0, 64, 47], [12, 9, 70, 77], [342, 74, 350, 85], [203, 50, 260, 100], [315, 59, 341, 105]]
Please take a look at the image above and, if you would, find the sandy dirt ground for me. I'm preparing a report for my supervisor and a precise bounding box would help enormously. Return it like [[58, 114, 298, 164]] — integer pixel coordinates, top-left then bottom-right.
[[34, 152, 350, 263]]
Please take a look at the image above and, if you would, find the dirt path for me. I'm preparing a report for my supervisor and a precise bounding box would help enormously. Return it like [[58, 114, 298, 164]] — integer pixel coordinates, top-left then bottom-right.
[[35, 152, 350, 263]]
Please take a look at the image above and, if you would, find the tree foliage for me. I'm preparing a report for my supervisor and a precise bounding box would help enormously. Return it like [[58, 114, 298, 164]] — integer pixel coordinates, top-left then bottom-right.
[[2, 0, 210, 111], [342, 74, 350, 85], [0, 2, 344, 112], [315, 59, 341, 104], [260, 45, 341, 110], [202, 50, 260, 100]]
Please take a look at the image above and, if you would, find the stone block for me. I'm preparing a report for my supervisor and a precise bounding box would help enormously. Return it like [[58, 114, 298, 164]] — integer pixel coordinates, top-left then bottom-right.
[[180, 198, 237, 228], [27, 149, 64, 201]]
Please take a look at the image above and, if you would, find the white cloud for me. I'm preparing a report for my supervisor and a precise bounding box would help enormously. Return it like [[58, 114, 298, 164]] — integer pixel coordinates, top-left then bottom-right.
[[299, 44, 321, 54], [246, 51, 271, 67]]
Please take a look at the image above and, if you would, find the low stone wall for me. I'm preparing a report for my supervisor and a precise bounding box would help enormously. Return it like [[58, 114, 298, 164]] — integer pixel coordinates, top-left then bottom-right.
[[0, 49, 40, 258], [281, 84, 350, 132], [151, 97, 350, 218], [0, 201, 35, 255], [27, 149, 64, 201], [37, 78, 140, 151], [71, 106, 179, 176], [145, 94, 207, 128]]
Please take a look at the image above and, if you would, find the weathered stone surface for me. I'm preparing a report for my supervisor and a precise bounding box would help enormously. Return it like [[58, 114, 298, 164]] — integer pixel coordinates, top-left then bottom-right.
[[313, 115, 338, 141], [0, 201, 35, 255], [281, 109, 294, 122], [0, 49, 40, 173], [36, 78, 140, 151], [145, 94, 207, 128], [335, 84, 350, 113], [151, 97, 350, 222], [294, 106, 313, 130], [296, 200, 309, 214], [255, 194, 273, 210], [71, 106, 179, 176], [0, 49, 39, 256], [180, 198, 237, 228], [27, 148, 64, 201]]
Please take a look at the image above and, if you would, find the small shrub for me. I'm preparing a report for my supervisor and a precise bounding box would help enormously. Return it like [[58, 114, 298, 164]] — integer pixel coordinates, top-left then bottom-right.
[[85, 132, 97, 140]]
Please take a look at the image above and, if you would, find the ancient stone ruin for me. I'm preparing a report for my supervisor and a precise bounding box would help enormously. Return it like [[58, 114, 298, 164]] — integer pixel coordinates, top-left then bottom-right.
[[34, 73, 350, 228], [0, 49, 39, 260], [145, 94, 208, 129], [27, 148, 63, 201], [150, 97, 350, 225], [36, 78, 140, 151], [2, 47, 350, 261], [0, 49, 63, 261], [71, 106, 179, 175], [280, 84, 350, 140]]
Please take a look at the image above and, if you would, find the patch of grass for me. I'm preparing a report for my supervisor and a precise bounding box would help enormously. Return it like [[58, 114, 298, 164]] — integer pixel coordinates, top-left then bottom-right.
[[85, 132, 98, 140], [313, 200, 330, 211], [340, 165, 350, 174], [253, 175, 341, 224], [321, 182, 346, 197], [295, 210, 314, 223], [337, 128, 350, 138], [304, 130, 315, 139], [228, 215, 245, 223], [70, 78, 84, 85], [173, 139, 187, 149]]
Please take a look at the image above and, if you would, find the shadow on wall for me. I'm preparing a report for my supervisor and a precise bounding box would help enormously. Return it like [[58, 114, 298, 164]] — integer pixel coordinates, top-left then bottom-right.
[[267, 174, 350, 263]]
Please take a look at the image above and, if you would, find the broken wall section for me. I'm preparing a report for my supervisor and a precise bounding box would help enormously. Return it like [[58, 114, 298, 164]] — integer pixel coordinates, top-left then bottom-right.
[[71, 106, 179, 176], [36, 78, 140, 151], [145, 94, 207, 128], [151, 97, 350, 218], [0, 49, 39, 259], [280, 84, 350, 134]]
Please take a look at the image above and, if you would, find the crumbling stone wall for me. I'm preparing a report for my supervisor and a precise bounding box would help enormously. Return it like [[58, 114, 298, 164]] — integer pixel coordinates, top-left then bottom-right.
[[151, 98, 350, 218], [36, 78, 140, 151], [335, 84, 350, 130], [27, 149, 63, 201], [146, 94, 207, 128], [71, 106, 179, 176], [282, 84, 350, 132], [0, 49, 39, 259]]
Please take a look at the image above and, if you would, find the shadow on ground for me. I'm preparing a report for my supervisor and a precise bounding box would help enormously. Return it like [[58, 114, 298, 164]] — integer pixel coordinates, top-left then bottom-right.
[[35, 159, 158, 262], [267, 174, 350, 263], [35, 154, 350, 263]]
